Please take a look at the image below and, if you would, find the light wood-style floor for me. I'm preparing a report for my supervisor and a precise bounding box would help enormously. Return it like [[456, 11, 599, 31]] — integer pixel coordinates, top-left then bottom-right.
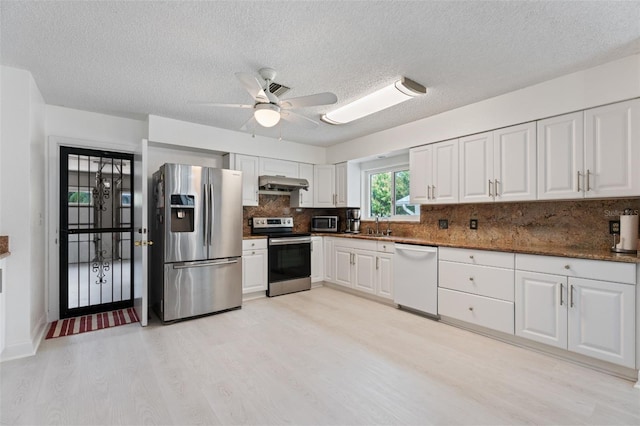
[[2, 286, 639, 425]]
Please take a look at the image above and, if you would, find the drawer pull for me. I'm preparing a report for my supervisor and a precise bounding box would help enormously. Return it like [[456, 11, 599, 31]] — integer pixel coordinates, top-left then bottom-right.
[[564, 264, 570, 270], [469, 255, 474, 260], [468, 306, 474, 311], [252, 251, 255, 255], [469, 277, 474, 281]]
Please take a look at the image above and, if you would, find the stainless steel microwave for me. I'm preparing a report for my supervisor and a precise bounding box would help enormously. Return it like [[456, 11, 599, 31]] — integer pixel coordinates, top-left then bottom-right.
[[311, 216, 339, 232]]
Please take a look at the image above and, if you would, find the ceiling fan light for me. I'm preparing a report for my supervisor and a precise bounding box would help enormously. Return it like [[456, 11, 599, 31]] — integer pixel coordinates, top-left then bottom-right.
[[322, 77, 427, 125], [254, 103, 281, 127]]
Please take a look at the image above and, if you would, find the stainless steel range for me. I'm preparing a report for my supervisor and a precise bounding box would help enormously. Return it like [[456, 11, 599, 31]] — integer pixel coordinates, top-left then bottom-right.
[[251, 217, 311, 297]]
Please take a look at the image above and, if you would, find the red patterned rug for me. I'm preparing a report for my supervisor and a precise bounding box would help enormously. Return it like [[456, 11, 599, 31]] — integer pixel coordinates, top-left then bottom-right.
[[45, 308, 139, 339]]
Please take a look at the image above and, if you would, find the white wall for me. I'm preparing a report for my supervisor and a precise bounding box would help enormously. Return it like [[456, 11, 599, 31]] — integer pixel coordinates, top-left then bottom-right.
[[0, 66, 46, 361], [149, 115, 327, 164], [45, 107, 148, 322], [327, 54, 640, 163]]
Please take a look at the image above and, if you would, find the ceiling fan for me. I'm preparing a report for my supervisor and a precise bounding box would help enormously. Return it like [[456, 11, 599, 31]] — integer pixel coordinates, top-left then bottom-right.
[[197, 68, 337, 131]]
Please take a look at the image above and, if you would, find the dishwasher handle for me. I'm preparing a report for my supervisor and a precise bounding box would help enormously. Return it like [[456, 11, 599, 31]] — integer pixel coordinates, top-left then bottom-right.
[[395, 245, 438, 254]]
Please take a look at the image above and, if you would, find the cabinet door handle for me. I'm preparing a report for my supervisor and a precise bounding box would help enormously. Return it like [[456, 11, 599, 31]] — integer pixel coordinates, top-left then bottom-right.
[[427, 185, 431, 200], [570, 284, 575, 308], [586, 169, 591, 192], [488, 180, 493, 197], [576, 171, 581, 192], [559, 283, 564, 306], [494, 180, 499, 197], [376, 256, 379, 270], [431, 185, 436, 199]]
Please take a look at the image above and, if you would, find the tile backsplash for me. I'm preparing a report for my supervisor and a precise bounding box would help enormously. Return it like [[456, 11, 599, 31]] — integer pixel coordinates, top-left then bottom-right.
[[243, 194, 640, 250]]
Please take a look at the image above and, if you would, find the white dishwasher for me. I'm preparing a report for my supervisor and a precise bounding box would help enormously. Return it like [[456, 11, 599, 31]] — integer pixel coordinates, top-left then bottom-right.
[[393, 244, 438, 317]]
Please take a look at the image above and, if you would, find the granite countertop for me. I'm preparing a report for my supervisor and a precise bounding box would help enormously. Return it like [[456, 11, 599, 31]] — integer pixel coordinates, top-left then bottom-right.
[[243, 235, 268, 240], [0, 235, 9, 259], [316, 233, 640, 264]]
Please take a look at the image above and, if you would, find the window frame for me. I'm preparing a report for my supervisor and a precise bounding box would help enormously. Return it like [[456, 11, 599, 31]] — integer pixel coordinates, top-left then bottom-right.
[[363, 164, 420, 222]]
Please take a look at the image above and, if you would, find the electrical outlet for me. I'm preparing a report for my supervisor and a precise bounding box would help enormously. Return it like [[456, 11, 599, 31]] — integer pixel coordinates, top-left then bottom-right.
[[609, 220, 620, 235], [470, 219, 478, 230], [438, 219, 449, 229], [248, 218, 253, 226]]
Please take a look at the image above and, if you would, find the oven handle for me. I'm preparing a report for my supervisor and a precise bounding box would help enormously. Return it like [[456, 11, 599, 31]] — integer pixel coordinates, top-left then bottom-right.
[[269, 237, 312, 246]]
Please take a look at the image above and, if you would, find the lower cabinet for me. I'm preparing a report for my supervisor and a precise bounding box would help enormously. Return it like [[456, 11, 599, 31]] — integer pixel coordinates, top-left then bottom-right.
[[438, 247, 515, 334], [515, 256, 636, 368], [311, 236, 324, 283], [438, 288, 515, 334], [331, 238, 394, 300], [242, 239, 268, 294]]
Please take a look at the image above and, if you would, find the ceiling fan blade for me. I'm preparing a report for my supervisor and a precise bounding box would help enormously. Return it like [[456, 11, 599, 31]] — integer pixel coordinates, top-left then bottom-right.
[[190, 102, 254, 109], [280, 110, 319, 129], [280, 92, 337, 109], [240, 115, 258, 131], [235, 72, 268, 102]]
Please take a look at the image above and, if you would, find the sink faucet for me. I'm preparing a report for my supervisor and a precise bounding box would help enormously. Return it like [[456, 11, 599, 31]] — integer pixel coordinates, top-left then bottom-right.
[[385, 217, 392, 236]]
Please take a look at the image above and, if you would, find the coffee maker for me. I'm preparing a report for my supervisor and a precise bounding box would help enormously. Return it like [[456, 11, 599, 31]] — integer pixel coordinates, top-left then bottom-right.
[[346, 208, 361, 233]]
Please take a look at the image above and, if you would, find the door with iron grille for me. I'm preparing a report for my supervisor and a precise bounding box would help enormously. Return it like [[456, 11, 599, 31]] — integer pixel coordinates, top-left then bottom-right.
[[60, 146, 134, 319]]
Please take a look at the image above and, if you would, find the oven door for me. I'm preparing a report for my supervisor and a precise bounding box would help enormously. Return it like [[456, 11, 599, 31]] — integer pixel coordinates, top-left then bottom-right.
[[268, 236, 311, 284]]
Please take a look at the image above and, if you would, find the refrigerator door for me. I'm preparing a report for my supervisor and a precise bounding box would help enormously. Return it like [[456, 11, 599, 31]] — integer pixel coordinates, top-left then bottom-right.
[[163, 164, 208, 263], [207, 168, 243, 259], [162, 258, 242, 322]]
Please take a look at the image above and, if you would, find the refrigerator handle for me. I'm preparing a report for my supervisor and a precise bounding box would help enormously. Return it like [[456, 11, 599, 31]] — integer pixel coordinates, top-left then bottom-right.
[[209, 183, 215, 247], [203, 183, 209, 246]]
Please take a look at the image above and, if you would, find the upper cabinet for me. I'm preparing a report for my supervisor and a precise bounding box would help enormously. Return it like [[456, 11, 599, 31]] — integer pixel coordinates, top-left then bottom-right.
[[314, 164, 336, 208], [258, 158, 299, 178], [410, 139, 458, 204], [584, 99, 640, 198], [538, 99, 640, 200], [224, 153, 259, 206], [290, 162, 314, 208], [459, 122, 536, 203], [335, 162, 361, 208], [314, 162, 360, 208]]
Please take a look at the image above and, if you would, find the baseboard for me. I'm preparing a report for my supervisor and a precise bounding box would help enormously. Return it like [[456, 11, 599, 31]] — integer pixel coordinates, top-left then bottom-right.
[[439, 315, 638, 382], [1, 315, 48, 362]]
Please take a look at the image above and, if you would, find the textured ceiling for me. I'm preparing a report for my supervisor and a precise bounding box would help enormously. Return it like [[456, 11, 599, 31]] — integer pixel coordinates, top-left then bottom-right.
[[2, 1, 639, 147]]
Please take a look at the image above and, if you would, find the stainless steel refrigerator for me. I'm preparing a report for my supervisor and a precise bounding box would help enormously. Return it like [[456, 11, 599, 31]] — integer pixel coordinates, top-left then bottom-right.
[[150, 163, 243, 322]]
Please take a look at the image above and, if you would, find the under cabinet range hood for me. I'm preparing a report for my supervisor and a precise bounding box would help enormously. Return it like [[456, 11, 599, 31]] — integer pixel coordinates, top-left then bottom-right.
[[258, 175, 309, 192]]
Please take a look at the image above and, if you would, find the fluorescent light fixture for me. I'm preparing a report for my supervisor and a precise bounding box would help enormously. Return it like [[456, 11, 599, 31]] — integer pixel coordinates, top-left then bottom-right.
[[254, 103, 281, 127], [321, 77, 426, 125]]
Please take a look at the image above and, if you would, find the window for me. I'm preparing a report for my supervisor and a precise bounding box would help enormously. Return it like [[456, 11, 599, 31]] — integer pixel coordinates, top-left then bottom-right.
[[366, 166, 419, 220]]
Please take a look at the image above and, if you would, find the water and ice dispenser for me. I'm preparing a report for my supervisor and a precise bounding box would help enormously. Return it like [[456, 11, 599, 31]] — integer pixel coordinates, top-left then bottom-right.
[[169, 194, 195, 233]]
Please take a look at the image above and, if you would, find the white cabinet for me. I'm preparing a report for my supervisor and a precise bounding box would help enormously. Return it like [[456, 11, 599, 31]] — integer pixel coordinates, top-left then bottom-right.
[[314, 164, 336, 208], [377, 253, 394, 299], [323, 237, 335, 282], [335, 162, 361, 208], [224, 154, 259, 206], [515, 254, 636, 368], [311, 236, 324, 283], [584, 99, 640, 198], [331, 238, 394, 300], [537, 112, 584, 200], [242, 239, 268, 294], [410, 139, 458, 204], [290, 163, 314, 208], [313, 162, 360, 208], [258, 157, 298, 178], [538, 99, 640, 200], [459, 122, 536, 203], [515, 270, 567, 349], [438, 247, 515, 334]]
